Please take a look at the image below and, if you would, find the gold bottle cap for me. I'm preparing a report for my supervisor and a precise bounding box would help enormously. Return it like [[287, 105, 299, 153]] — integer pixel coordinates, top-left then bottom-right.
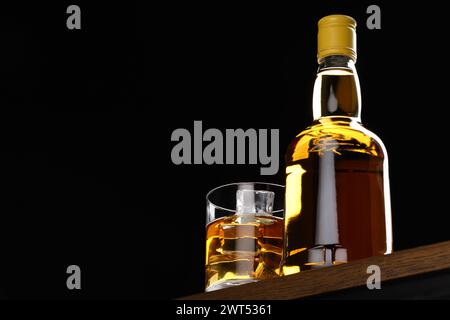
[[317, 14, 357, 62]]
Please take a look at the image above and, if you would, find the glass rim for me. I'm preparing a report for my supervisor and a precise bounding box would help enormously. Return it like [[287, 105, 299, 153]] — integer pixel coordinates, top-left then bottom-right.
[[206, 182, 285, 214]]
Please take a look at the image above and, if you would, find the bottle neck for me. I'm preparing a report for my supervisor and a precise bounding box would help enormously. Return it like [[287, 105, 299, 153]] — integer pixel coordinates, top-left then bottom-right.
[[312, 55, 361, 121]]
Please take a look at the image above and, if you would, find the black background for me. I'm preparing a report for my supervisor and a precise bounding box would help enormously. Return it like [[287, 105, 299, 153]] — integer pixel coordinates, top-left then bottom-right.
[[1, 1, 449, 299]]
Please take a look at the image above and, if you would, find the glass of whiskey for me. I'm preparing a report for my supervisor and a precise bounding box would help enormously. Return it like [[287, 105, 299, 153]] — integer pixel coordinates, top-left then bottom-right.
[[205, 182, 284, 292]]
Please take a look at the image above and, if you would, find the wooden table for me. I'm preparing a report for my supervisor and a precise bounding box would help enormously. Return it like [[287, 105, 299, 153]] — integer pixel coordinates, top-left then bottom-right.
[[180, 241, 450, 300]]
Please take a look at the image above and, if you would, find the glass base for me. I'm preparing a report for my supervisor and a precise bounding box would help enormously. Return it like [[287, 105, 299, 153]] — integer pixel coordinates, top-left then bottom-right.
[[205, 279, 258, 292]]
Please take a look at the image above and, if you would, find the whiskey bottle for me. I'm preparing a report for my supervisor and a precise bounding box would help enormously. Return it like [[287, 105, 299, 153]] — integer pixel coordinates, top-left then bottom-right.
[[283, 15, 392, 274]]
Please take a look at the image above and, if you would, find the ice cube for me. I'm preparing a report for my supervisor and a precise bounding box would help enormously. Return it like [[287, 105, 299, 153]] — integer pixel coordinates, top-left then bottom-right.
[[236, 189, 274, 215]]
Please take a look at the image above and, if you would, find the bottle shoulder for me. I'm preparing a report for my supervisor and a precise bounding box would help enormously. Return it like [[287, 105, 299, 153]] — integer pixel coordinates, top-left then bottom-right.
[[286, 118, 387, 162]]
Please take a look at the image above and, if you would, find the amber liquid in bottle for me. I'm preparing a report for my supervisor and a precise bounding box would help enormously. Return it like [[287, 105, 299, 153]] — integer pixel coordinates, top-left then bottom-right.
[[283, 55, 392, 274]]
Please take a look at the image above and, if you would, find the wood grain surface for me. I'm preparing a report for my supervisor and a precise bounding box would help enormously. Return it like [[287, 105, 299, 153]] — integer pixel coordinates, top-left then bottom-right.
[[180, 240, 450, 300]]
